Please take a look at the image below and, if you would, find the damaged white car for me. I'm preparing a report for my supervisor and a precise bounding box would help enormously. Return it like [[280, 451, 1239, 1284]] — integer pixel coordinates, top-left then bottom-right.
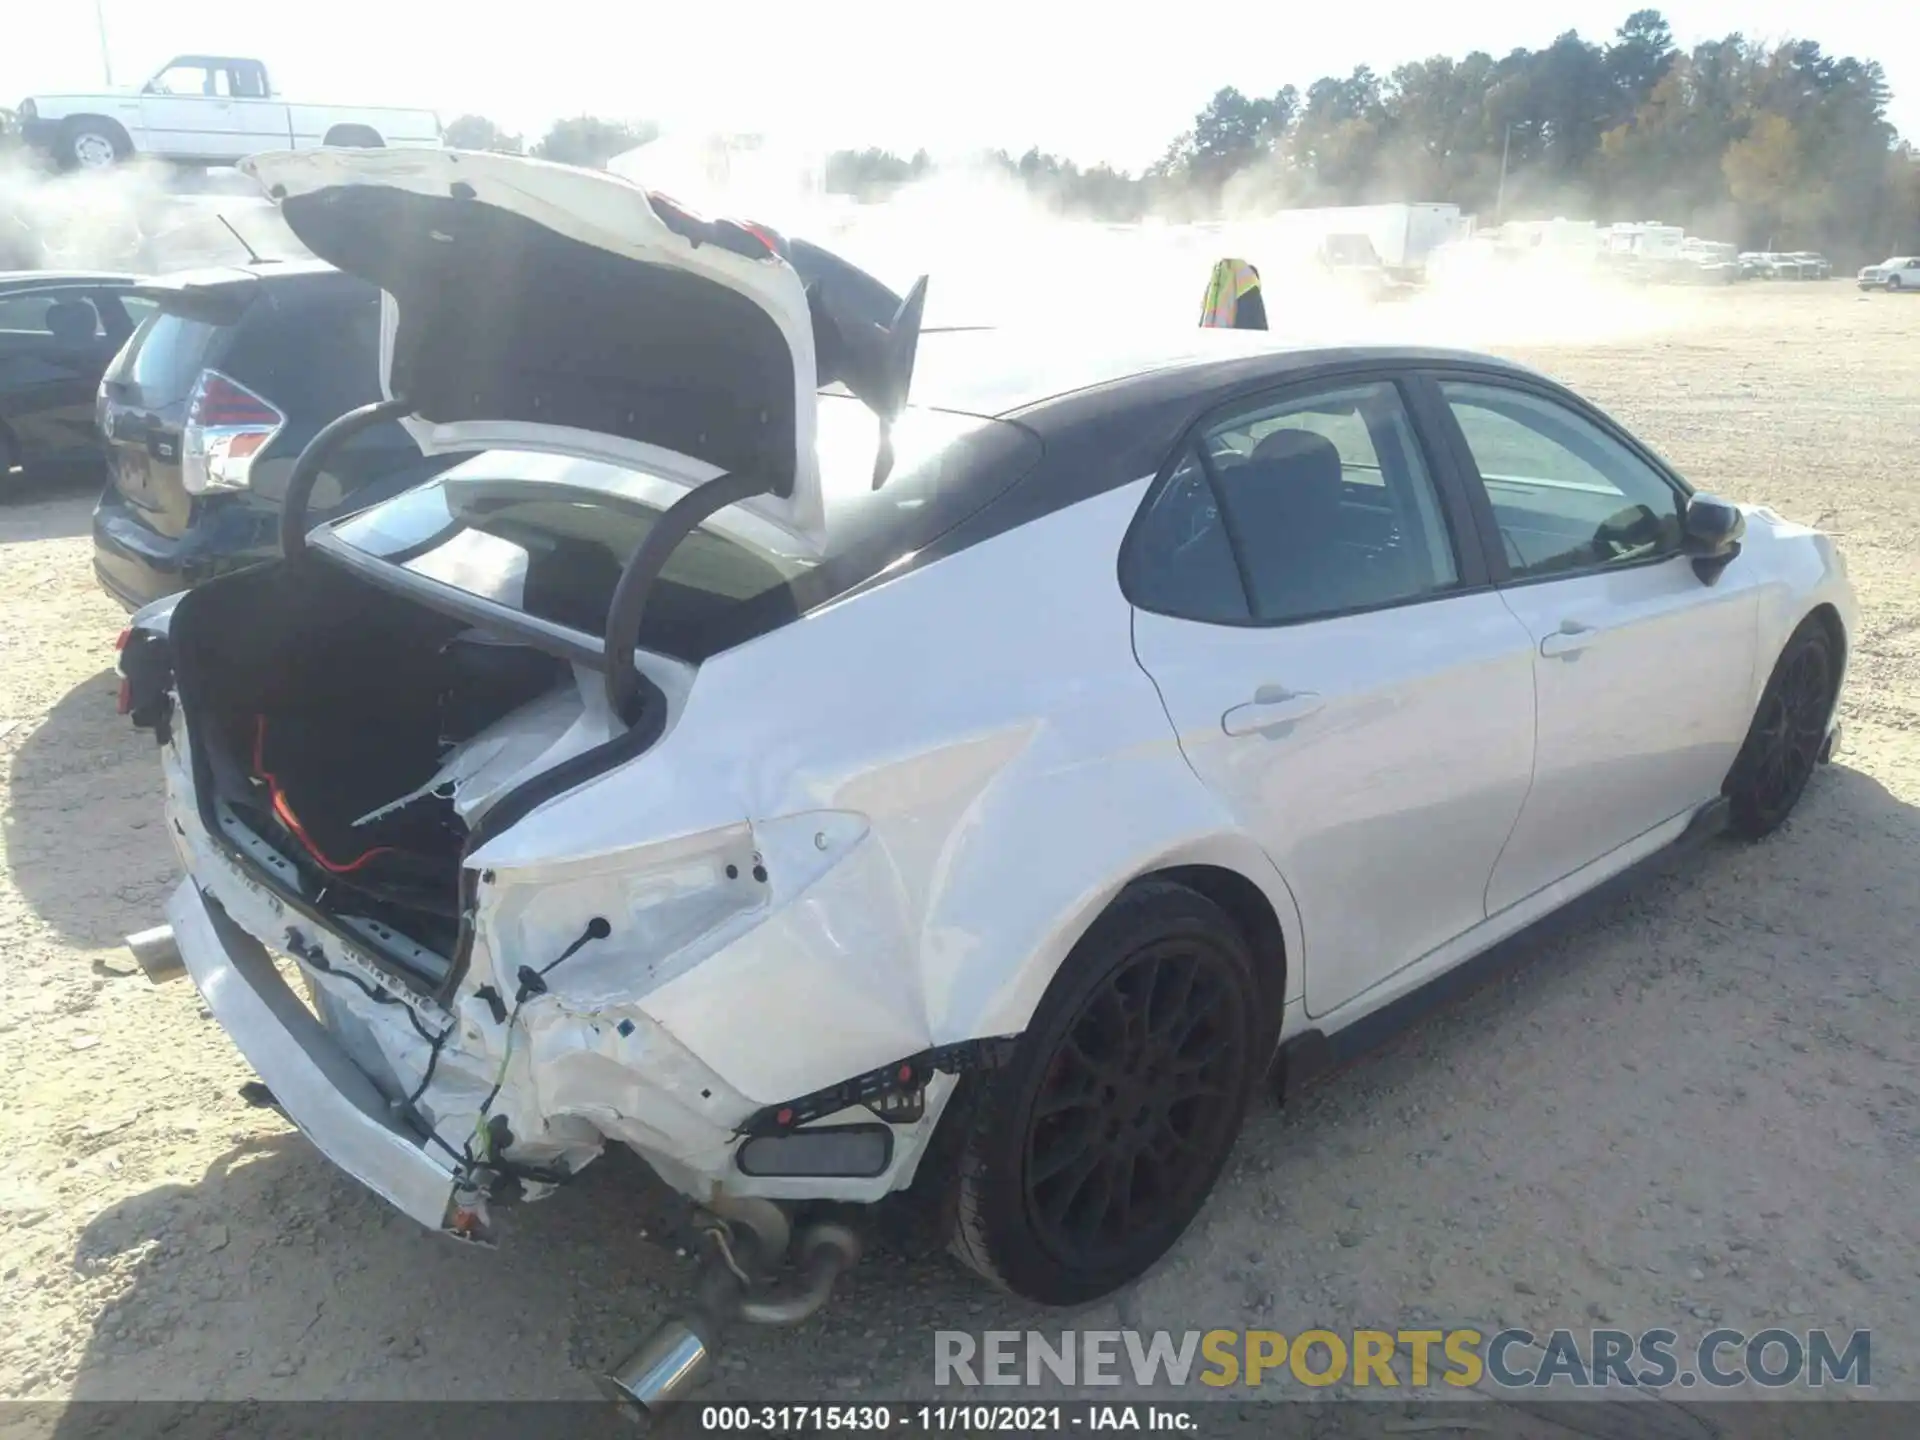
[[119, 149, 1855, 1406]]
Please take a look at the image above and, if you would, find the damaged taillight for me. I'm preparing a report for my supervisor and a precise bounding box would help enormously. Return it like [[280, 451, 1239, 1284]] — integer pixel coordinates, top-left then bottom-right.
[[182, 369, 285, 495]]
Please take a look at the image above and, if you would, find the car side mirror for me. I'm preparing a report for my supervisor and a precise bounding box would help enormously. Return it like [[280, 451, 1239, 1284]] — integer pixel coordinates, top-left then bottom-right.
[[1682, 493, 1745, 585]]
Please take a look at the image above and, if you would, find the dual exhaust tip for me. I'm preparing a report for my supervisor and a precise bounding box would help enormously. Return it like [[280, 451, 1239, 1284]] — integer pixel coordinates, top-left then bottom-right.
[[125, 924, 186, 984], [600, 1221, 862, 1420], [598, 1319, 715, 1420]]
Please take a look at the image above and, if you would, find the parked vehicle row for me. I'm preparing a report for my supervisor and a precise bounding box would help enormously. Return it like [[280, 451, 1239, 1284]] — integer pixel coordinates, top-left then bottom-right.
[[1738, 251, 1833, 280], [103, 151, 1856, 1403]]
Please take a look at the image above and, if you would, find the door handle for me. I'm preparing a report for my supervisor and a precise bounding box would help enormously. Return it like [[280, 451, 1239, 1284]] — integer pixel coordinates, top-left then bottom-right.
[[1222, 685, 1325, 736], [1539, 619, 1601, 658]]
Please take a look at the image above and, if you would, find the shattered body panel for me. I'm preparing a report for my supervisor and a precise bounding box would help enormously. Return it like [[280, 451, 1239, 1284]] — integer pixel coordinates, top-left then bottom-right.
[[156, 481, 1291, 1220]]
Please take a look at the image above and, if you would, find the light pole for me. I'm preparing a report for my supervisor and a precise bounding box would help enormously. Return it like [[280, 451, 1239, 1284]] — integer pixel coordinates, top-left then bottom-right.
[[95, 0, 114, 85], [1494, 123, 1515, 225]]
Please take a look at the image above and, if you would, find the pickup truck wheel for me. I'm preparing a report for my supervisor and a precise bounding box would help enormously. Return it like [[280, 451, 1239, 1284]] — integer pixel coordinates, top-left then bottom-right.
[[944, 881, 1269, 1305], [61, 120, 129, 170], [323, 125, 386, 148]]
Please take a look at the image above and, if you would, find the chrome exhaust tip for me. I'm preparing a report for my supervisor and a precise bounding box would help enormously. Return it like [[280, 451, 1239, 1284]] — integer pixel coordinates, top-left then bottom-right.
[[126, 924, 185, 984], [599, 1318, 714, 1422]]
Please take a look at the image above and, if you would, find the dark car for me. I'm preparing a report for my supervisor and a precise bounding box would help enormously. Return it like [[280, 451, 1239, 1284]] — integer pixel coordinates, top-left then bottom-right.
[[92, 259, 461, 611], [1, 270, 152, 489]]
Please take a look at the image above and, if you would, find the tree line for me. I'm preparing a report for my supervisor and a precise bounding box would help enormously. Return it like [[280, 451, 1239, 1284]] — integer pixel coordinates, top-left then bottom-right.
[[440, 11, 1918, 263], [5, 9, 1915, 263]]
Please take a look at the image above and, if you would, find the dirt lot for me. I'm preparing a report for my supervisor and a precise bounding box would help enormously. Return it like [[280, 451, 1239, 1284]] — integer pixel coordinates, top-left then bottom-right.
[[1, 283, 1916, 1408]]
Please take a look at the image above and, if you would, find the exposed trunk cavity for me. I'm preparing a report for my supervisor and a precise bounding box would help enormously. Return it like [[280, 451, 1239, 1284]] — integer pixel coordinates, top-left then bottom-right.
[[169, 560, 630, 985]]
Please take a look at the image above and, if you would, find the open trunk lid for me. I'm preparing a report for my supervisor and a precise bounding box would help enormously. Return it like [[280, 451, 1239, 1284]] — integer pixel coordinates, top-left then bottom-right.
[[241, 149, 923, 555]]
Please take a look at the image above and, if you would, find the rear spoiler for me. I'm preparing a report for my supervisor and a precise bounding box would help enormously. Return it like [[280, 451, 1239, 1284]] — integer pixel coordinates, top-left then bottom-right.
[[130, 269, 262, 325], [640, 190, 930, 488], [810, 274, 929, 489]]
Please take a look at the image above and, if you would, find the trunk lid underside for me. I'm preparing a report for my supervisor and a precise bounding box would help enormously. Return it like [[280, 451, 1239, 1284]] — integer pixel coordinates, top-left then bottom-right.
[[243, 148, 834, 551]]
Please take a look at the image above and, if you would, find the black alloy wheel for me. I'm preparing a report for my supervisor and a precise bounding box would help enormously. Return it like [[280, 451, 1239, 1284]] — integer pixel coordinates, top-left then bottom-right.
[[1024, 942, 1247, 1270], [944, 881, 1271, 1305], [1727, 617, 1835, 838]]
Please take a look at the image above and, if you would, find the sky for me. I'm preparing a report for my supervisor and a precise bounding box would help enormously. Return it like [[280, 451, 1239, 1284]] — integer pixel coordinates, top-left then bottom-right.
[[6, 1, 1915, 175]]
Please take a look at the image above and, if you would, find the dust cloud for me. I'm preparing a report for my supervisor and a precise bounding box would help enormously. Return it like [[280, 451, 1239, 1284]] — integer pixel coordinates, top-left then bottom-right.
[[0, 154, 308, 273], [610, 133, 1713, 351], [3, 135, 1705, 353]]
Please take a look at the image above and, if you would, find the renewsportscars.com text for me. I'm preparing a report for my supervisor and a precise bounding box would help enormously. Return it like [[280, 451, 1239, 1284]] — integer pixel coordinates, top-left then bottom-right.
[[934, 1327, 1871, 1391]]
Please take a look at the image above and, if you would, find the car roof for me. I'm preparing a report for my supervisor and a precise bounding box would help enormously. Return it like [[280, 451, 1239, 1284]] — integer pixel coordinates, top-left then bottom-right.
[[836, 327, 1557, 600], [0, 270, 141, 292], [905, 326, 1538, 419]]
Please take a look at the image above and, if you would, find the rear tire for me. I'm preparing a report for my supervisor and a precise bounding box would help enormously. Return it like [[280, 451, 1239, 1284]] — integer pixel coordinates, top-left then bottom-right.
[[944, 881, 1272, 1305], [323, 125, 386, 149], [1724, 617, 1835, 839]]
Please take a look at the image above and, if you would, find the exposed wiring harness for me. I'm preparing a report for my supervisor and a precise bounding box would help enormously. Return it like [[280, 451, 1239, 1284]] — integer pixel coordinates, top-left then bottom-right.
[[281, 899, 610, 1186], [282, 928, 467, 1168], [466, 916, 611, 1164]]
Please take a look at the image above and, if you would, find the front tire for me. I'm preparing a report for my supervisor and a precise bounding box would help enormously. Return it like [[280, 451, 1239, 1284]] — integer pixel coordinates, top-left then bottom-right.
[[1724, 616, 1835, 839], [1889, 276, 1905, 292], [944, 882, 1272, 1305], [61, 119, 128, 171]]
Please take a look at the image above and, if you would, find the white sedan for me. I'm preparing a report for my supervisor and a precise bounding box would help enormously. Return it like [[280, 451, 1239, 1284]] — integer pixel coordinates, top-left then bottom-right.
[[118, 151, 1854, 1346]]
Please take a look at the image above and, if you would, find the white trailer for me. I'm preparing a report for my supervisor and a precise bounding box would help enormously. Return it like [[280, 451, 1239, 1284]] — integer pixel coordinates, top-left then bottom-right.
[[1603, 222, 1686, 261], [1493, 217, 1602, 259]]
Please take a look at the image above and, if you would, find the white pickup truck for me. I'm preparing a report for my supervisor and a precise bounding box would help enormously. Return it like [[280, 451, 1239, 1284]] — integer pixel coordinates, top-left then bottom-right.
[[17, 55, 441, 170]]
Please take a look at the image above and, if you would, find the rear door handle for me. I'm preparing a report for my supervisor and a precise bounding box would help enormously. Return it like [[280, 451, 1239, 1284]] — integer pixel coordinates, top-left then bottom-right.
[[1539, 620, 1601, 658], [1222, 685, 1325, 736]]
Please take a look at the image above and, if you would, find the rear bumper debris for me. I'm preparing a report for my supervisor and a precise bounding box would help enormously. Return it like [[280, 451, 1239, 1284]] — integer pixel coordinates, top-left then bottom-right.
[[165, 879, 478, 1238]]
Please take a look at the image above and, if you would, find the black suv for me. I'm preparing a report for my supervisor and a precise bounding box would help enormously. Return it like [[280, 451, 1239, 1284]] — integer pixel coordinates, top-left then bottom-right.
[[92, 259, 458, 611]]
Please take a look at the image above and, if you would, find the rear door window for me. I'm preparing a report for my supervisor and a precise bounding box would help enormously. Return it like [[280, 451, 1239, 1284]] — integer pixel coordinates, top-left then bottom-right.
[[1128, 379, 1460, 625]]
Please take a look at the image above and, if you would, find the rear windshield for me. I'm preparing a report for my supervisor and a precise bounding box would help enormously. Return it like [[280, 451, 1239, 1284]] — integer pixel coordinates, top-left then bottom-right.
[[325, 396, 1042, 663], [107, 308, 227, 408]]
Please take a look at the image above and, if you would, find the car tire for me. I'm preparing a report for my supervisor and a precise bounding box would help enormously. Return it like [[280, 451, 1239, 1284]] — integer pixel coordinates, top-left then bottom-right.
[[1723, 616, 1836, 840], [60, 119, 129, 171], [943, 880, 1272, 1305], [1890, 277, 1904, 292]]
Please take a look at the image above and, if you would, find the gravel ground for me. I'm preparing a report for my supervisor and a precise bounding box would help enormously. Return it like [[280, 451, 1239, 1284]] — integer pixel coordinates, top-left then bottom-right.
[[0, 283, 1915, 1411]]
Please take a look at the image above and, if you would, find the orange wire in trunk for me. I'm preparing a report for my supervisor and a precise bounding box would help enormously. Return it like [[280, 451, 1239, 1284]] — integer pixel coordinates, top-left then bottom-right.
[[251, 715, 400, 876]]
